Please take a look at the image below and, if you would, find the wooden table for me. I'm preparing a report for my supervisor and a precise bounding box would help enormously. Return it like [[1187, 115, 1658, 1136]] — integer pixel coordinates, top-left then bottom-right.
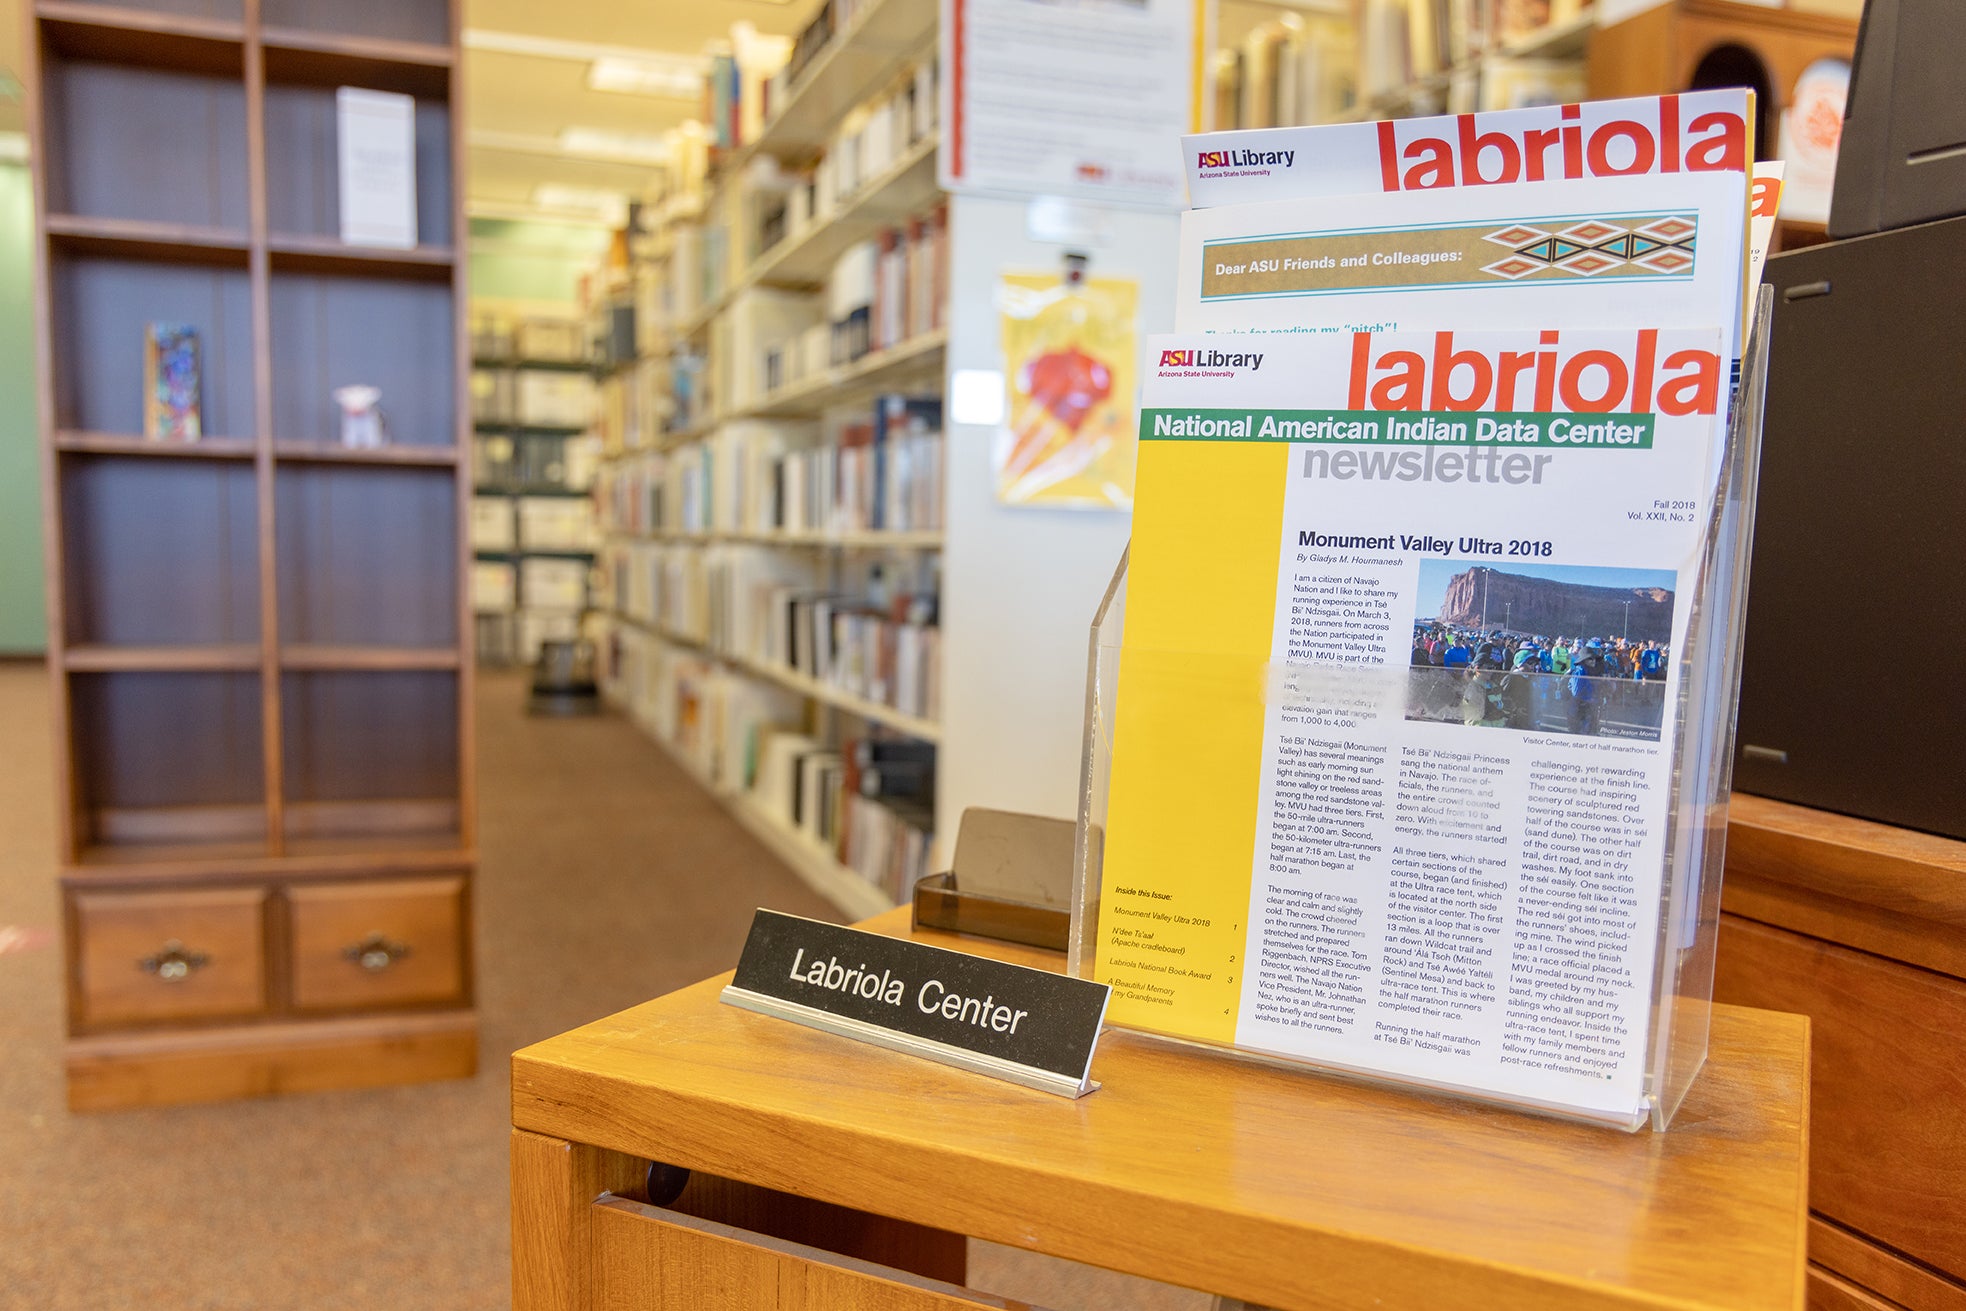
[[511, 909, 1811, 1311]]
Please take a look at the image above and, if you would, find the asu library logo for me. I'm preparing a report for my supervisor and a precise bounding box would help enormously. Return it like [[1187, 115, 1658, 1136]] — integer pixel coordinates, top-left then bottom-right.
[[1196, 148, 1297, 172], [1157, 348, 1265, 376]]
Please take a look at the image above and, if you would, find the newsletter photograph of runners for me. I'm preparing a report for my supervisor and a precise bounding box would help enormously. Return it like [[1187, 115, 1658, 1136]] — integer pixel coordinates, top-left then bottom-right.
[[1405, 560, 1678, 740]]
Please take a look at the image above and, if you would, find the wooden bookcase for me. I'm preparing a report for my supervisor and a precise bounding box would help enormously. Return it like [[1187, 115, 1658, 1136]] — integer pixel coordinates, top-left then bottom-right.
[[26, 0, 476, 1109]]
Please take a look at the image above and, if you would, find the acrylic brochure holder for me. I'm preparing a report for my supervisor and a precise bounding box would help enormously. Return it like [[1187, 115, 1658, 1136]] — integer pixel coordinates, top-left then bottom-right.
[[1068, 290, 1774, 1132]]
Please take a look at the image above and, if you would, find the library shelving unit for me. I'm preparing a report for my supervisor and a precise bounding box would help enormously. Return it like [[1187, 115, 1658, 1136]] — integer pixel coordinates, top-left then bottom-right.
[[28, 0, 475, 1109], [593, 0, 942, 921], [469, 351, 599, 665]]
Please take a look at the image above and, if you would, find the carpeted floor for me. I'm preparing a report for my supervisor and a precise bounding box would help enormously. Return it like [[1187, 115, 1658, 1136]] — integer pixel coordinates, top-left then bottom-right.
[[0, 664, 1204, 1309]]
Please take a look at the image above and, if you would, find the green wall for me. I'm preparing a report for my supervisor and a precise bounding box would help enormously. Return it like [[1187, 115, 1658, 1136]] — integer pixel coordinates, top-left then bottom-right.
[[467, 217, 613, 305], [0, 162, 44, 654]]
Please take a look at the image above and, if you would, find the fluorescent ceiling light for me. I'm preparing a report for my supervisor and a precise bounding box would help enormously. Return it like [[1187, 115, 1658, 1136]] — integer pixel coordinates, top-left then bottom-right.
[[463, 31, 703, 100], [531, 184, 630, 226], [588, 56, 701, 99], [468, 199, 623, 229], [558, 127, 671, 165]]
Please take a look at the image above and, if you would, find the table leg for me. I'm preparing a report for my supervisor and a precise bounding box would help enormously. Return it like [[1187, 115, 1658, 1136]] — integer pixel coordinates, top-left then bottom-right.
[[512, 1128, 648, 1311]]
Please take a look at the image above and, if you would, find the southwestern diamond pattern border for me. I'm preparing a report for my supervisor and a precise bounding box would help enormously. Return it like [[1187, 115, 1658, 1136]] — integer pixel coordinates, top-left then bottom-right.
[[1479, 215, 1699, 281]]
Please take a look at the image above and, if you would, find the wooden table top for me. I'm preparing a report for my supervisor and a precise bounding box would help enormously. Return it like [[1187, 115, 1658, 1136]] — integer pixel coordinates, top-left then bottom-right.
[[512, 908, 1809, 1311]]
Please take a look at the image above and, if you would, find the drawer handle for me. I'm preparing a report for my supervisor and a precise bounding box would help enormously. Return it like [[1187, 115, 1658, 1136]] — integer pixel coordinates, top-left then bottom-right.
[[138, 940, 210, 983], [343, 933, 411, 973]]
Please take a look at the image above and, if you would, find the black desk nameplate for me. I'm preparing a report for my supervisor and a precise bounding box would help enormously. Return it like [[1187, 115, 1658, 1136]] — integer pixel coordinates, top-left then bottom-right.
[[721, 909, 1110, 1098]]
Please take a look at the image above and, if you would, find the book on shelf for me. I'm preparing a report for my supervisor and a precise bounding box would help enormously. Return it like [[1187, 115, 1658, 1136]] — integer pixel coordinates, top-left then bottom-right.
[[516, 369, 597, 428], [777, 0, 881, 105], [471, 368, 517, 423], [520, 557, 589, 611], [471, 496, 517, 552], [472, 560, 516, 614], [751, 562, 941, 722], [760, 730, 936, 903], [142, 322, 201, 443], [336, 86, 417, 249], [725, 287, 823, 411], [518, 497, 599, 552]]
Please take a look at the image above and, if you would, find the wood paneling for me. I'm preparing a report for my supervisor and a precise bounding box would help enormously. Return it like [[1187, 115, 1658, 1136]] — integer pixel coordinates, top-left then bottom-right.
[[1715, 916, 1966, 1280], [593, 1199, 1025, 1311], [70, 670, 264, 816], [286, 874, 464, 1011], [265, 271, 456, 446], [259, 0, 448, 47], [41, 60, 248, 224], [1812, 1267, 1912, 1311], [280, 670, 458, 806], [1810, 1219, 1966, 1311], [71, 885, 266, 1028], [66, 1010, 476, 1111], [60, 458, 260, 647], [50, 256, 254, 436], [514, 909, 1810, 1311], [1725, 794, 1966, 980], [274, 466, 458, 646]]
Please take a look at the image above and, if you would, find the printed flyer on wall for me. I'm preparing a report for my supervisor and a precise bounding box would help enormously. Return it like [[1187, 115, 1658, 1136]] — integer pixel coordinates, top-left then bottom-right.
[[1096, 325, 1727, 1124]]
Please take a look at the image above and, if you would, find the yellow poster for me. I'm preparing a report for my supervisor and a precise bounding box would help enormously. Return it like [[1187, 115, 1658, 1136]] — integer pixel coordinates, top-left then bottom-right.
[[995, 269, 1137, 509]]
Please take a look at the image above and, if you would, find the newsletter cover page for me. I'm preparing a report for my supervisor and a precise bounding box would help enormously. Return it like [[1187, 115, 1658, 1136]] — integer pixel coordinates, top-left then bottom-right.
[[1099, 326, 1724, 1122]]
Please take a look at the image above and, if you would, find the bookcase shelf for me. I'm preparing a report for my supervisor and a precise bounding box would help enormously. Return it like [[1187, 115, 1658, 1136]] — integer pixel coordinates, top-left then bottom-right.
[[260, 28, 453, 98], [606, 527, 944, 551], [752, 132, 942, 290], [726, 791, 898, 922], [273, 439, 458, 466], [728, 651, 941, 744], [683, 131, 943, 337], [55, 430, 256, 458], [259, 0, 448, 48], [37, 2, 245, 72], [735, 328, 947, 421], [30, 0, 475, 1107], [473, 420, 586, 438], [633, 702, 897, 922], [612, 613, 940, 744], [267, 236, 456, 280], [45, 214, 250, 264], [737, 0, 936, 162], [65, 643, 261, 672], [280, 644, 461, 672], [470, 356, 592, 374]]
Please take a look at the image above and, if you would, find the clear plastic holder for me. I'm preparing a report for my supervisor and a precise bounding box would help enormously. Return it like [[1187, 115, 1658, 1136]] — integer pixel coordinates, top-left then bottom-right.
[[1068, 290, 1774, 1132]]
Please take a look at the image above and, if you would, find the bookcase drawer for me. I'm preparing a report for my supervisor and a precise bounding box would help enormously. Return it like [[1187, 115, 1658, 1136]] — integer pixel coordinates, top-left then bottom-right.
[[72, 887, 268, 1029], [287, 875, 465, 1012]]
